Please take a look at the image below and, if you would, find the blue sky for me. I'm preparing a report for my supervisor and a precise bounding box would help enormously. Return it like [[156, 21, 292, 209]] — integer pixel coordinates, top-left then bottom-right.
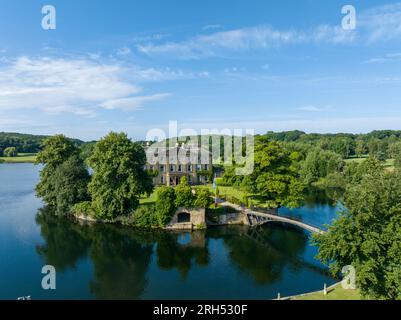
[[1, 0, 401, 140]]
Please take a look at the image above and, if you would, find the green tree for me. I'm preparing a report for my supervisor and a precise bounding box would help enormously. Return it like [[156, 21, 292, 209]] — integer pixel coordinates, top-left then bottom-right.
[[395, 153, 401, 169], [355, 139, 367, 157], [300, 148, 343, 185], [36, 134, 79, 167], [175, 177, 195, 208], [155, 186, 177, 226], [388, 142, 401, 159], [313, 169, 401, 299], [132, 205, 158, 227], [36, 135, 81, 208], [194, 188, 213, 208], [368, 138, 387, 157], [345, 157, 382, 185], [242, 139, 304, 208], [51, 155, 91, 215], [375, 150, 387, 162], [3, 146, 18, 157], [87, 132, 153, 219]]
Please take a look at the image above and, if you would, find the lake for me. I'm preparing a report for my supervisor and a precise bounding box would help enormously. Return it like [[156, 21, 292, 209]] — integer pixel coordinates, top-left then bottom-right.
[[0, 163, 340, 300]]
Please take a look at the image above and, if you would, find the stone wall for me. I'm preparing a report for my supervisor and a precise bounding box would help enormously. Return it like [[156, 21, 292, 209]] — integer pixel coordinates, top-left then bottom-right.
[[166, 207, 206, 230]]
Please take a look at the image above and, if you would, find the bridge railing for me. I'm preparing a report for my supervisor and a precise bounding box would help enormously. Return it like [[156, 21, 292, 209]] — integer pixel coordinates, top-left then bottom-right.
[[249, 205, 325, 232]]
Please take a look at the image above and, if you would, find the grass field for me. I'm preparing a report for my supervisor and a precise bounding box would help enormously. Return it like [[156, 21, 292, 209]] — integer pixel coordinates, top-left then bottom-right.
[[293, 283, 362, 300], [345, 157, 395, 172], [0, 153, 37, 163]]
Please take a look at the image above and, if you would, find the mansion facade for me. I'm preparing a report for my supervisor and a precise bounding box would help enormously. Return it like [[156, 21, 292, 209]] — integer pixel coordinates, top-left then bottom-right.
[[145, 143, 212, 186]]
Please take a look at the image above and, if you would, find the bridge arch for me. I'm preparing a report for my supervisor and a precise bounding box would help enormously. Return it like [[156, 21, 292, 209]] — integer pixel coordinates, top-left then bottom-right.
[[245, 210, 325, 234]]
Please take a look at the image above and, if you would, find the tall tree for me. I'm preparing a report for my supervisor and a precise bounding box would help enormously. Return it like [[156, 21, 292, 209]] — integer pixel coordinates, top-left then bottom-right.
[[87, 132, 153, 219], [3, 146, 17, 157], [355, 139, 367, 157], [51, 155, 91, 215], [395, 153, 401, 170], [313, 169, 401, 299], [300, 148, 343, 185], [36, 135, 82, 208], [174, 177, 195, 208], [155, 186, 177, 226], [242, 138, 304, 208]]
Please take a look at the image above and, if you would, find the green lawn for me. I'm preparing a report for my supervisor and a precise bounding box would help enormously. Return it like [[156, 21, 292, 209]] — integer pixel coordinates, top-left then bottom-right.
[[293, 284, 362, 300], [203, 184, 273, 208], [139, 189, 158, 204], [0, 153, 37, 163], [206, 185, 246, 199]]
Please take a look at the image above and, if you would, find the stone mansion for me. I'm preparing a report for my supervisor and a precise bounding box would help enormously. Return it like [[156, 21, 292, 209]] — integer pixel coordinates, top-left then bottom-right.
[[145, 142, 213, 187]]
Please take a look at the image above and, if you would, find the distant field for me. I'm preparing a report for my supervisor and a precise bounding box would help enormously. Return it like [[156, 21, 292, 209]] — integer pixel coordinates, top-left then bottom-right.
[[0, 153, 37, 163], [344, 157, 367, 164], [345, 157, 395, 171]]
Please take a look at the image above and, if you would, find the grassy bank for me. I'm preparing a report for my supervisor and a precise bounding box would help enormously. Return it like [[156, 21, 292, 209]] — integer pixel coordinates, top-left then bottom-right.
[[0, 153, 37, 163], [292, 283, 362, 300]]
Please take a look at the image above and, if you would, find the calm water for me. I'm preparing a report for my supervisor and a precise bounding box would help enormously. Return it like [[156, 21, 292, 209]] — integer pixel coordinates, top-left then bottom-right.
[[0, 164, 340, 300]]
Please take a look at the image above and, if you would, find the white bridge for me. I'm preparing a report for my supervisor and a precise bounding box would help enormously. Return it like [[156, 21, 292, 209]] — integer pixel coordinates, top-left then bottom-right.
[[245, 209, 325, 234]]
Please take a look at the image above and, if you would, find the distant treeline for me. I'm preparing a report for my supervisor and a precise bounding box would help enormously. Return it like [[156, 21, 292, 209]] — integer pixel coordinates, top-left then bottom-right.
[[0, 132, 84, 155], [2, 129, 401, 159], [259, 130, 401, 159]]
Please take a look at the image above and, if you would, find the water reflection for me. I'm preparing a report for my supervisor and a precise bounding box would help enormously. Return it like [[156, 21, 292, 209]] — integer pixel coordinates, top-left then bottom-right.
[[88, 224, 153, 300], [154, 231, 209, 279], [208, 225, 309, 284], [35, 208, 332, 299], [1, 164, 336, 299], [36, 208, 91, 272]]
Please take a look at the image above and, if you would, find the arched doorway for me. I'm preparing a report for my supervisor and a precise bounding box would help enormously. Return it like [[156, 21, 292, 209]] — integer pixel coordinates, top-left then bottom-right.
[[177, 212, 191, 223]]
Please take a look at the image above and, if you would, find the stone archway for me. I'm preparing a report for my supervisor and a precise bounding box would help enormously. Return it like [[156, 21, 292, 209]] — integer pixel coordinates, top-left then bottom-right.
[[166, 207, 206, 230], [177, 212, 191, 223]]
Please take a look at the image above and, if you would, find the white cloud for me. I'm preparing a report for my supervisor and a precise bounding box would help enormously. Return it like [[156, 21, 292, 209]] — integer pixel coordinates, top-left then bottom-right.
[[135, 2, 401, 60], [128, 66, 209, 82], [312, 25, 356, 44], [0, 116, 32, 127], [202, 24, 222, 31], [137, 26, 303, 58], [297, 105, 326, 112], [0, 56, 172, 117], [359, 2, 401, 42], [100, 93, 171, 111], [363, 52, 401, 64], [137, 24, 355, 58]]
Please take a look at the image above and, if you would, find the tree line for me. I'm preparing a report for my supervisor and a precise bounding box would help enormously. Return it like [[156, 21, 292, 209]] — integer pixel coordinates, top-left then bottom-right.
[[0, 132, 84, 155], [261, 130, 401, 159]]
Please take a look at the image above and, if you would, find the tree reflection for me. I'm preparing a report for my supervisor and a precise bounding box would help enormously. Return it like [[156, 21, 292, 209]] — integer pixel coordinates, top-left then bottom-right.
[[154, 231, 209, 279], [304, 187, 341, 206], [35, 209, 322, 298], [35, 208, 91, 272], [35, 209, 210, 299], [35, 209, 153, 299], [208, 225, 309, 285], [88, 224, 153, 300]]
